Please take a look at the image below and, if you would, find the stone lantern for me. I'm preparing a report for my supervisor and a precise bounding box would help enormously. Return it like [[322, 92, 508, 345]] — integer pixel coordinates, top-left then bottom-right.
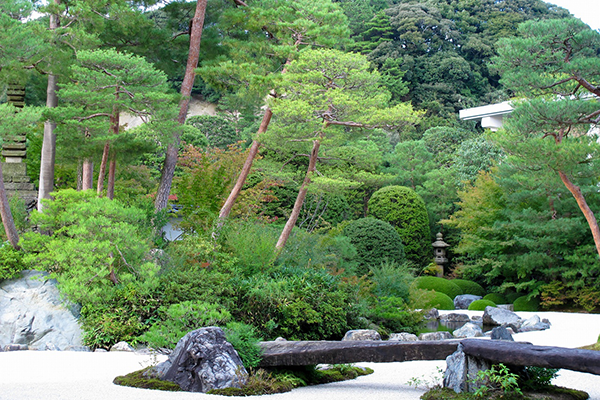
[[432, 232, 450, 276]]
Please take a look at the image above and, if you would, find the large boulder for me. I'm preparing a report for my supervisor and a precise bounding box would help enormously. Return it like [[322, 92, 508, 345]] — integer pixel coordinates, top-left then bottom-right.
[[419, 331, 452, 341], [443, 343, 492, 393], [519, 315, 551, 332], [388, 332, 418, 341], [440, 313, 471, 323], [0, 270, 84, 351], [453, 295, 482, 310], [151, 327, 247, 392], [452, 323, 483, 339], [482, 306, 520, 327], [342, 329, 381, 341]]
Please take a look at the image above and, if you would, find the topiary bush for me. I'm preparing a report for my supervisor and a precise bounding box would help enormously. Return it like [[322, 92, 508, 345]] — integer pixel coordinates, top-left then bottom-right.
[[484, 293, 508, 304], [342, 217, 405, 276], [413, 276, 463, 300], [413, 291, 455, 310], [513, 295, 540, 312], [368, 186, 431, 266], [468, 299, 497, 311], [505, 292, 523, 304], [452, 279, 485, 296]]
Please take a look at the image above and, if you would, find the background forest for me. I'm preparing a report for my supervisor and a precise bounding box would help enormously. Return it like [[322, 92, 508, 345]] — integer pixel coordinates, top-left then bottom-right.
[[1, 0, 600, 352]]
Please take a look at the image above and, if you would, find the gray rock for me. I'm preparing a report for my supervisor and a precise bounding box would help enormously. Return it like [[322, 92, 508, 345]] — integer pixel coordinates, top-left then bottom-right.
[[419, 331, 452, 341], [0, 270, 83, 350], [152, 327, 247, 392], [453, 295, 482, 310], [425, 308, 440, 320], [443, 344, 492, 393], [482, 306, 521, 327], [490, 325, 514, 341], [388, 332, 418, 341], [2, 344, 29, 351], [519, 315, 551, 332], [440, 313, 471, 323], [342, 329, 381, 341], [452, 323, 484, 338], [498, 304, 514, 311], [110, 341, 135, 352]]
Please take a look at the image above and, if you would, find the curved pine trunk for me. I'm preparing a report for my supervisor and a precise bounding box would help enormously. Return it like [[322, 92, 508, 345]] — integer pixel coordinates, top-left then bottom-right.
[[558, 170, 600, 258], [217, 108, 273, 224], [155, 0, 207, 212], [97, 142, 110, 196], [0, 164, 20, 249], [275, 139, 321, 253]]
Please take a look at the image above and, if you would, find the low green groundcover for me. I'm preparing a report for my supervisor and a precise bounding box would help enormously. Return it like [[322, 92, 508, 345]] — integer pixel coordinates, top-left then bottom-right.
[[114, 364, 373, 395], [421, 386, 589, 400]]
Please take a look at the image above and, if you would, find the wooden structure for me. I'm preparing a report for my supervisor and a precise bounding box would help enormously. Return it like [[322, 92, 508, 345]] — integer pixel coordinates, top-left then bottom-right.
[[258, 338, 600, 377]]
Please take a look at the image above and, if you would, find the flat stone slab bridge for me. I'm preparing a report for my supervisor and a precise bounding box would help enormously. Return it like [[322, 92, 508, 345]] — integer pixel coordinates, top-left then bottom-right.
[[258, 339, 600, 376]]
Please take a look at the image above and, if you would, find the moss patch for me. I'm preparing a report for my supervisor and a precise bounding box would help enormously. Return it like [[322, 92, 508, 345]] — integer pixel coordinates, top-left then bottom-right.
[[579, 342, 600, 351], [209, 365, 374, 396], [421, 386, 588, 400], [113, 367, 182, 391]]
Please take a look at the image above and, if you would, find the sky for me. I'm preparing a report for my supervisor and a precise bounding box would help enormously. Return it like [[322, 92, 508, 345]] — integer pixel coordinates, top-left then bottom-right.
[[545, 0, 600, 30]]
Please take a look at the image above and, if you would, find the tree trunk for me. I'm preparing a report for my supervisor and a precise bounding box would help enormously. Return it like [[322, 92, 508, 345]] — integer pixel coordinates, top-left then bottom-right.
[[37, 2, 60, 212], [275, 139, 321, 252], [218, 108, 273, 222], [107, 157, 116, 200], [154, 0, 207, 212], [97, 141, 110, 196], [0, 164, 20, 249], [82, 159, 93, 190], [558, 170, 600, 258]]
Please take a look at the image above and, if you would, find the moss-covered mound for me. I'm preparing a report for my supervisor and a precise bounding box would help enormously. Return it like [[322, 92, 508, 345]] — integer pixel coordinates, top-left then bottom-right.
[[414, 290, 455, 310], [114, 364, 373, 396], [468, 299, 497, 311], [414, 276, 463, 300], [113, 368, 182, 391], [484, 293, 508, 304], [452, 279, 485, 297], [514, 295, 540, 312]]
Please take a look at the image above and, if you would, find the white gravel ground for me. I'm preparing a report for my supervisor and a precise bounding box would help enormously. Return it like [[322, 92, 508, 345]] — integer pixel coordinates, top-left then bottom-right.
[[1, 311, 599, 400]]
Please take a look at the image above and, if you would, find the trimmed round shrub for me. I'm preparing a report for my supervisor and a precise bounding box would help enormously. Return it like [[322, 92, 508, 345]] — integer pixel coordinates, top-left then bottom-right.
[[468, 299, 497, 311], [368, 186, 431, 266], [413, 276, 463, 300], [343, 217, 405, 275], [452, 279, 485, 296], [483, 293, 508, 304], [505, 292, 523, 304], [415, 291, 455, 310], [513, 296, 540, 312]]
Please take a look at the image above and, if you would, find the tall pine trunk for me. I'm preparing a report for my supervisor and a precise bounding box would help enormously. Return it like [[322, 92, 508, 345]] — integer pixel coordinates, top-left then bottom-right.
[[275, 139, 321, 252], [82, 159, 93, 190], [155, 0, 207, 211], [0, 164, 20, 249], [107, 157, 116, 200]]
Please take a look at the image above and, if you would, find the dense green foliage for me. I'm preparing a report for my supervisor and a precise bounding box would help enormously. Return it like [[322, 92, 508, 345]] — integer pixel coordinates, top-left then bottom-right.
[[368, 186, 431, 266], [342, 217, 405, 275]]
